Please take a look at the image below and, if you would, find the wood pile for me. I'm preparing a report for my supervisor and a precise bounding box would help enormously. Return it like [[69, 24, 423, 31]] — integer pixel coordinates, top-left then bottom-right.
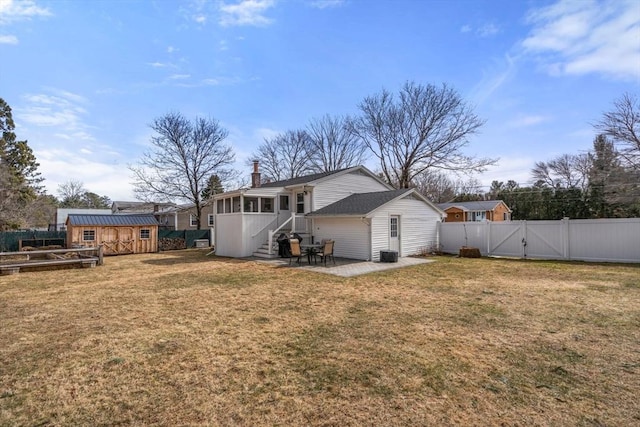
[[159, 238, 187, 251], [459, 246, 481, 258]]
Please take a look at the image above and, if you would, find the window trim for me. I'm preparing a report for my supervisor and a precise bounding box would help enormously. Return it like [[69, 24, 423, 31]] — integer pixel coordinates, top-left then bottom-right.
[[140, 228, 151, 239], [208, 214, 215, 227], [83, 229, 95, 242], [189, 214, 198, 227]]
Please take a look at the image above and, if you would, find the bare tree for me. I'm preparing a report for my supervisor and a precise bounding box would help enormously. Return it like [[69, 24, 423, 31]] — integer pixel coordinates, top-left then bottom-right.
[[411, 169, 456, 203], [351, 81, 494, 188], [306, 114, 368, 173], [531, 154, 591, 190], [250, 130, 311, 182], [595, 93, 640, 168], [57, 180, 86, 206], [130, 112, 234, 229]]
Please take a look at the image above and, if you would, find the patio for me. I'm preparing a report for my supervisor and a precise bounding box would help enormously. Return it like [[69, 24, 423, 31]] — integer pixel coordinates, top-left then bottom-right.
[[252, 256, 434, 277]]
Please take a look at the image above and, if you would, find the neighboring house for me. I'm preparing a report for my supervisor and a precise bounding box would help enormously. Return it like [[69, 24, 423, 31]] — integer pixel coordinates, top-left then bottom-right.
[[66, 214, 159, 255], [53, 208, 112, 231], [111, 201, 178, 229], [213, 163, 445, 261], [437, 200, 512, 222], [175, 201, 216, 230]]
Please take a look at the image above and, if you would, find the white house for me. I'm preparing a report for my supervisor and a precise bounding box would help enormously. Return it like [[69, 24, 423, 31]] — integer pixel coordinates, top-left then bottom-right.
[[212, 163, 445, 261]]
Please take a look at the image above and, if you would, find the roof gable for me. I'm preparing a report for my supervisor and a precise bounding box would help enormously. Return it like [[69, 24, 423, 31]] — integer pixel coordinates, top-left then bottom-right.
[[66, 214, 159, 226], [259, 165, 392, 190], [307, 189, 444, 217]]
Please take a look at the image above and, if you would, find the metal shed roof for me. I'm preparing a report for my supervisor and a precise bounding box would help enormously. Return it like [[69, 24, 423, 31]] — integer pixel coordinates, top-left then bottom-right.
[[66, 214, 159, 226]]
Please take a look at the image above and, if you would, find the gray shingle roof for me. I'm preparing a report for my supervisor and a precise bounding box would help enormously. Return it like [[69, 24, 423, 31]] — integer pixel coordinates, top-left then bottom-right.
[[306, 189, 414, 216], [260, 168, 350, 188], [67, 214, 159, 226], [437, 200, 507, 212]]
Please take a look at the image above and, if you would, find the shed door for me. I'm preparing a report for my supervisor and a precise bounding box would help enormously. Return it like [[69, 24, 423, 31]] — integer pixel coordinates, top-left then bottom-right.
[[118, 227, 134, 254], [102, 227, 119, 255], [390, 216, 400, 252]]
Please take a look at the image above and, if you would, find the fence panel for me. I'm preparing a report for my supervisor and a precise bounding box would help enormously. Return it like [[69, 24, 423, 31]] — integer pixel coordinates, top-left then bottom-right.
[[158, 229, 211, 248], [568, 219, 640, 263], [439, 218, 640, 263], [0, 231, 67, 252]]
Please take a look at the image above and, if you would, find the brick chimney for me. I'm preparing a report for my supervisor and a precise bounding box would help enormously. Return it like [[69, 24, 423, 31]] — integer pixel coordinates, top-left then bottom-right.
[[251, 160, 261, 188]]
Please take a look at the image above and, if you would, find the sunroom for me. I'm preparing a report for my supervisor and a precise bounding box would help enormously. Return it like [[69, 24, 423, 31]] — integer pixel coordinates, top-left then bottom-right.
[[213, 186, 312, 258]]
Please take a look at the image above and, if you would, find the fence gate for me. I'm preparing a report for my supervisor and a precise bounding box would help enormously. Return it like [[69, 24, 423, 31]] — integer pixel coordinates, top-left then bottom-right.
[[440, 218, 640, 263]]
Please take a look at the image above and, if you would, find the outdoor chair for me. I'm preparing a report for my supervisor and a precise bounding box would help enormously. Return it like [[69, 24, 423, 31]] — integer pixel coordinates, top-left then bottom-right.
[[289, 239, 303, 265], [316, 240, 335, 266]]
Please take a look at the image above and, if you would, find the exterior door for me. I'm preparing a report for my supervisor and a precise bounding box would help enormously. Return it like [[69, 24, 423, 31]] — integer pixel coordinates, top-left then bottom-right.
[[118, 227, 134, 254], [277, 194, 291, 227], [102, 227, 119, 255], [390, 215, 400, 252]]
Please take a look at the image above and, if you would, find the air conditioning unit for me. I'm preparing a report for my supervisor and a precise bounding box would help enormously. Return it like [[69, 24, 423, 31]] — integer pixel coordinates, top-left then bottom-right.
[[194, 239, 209, 248], [380, 250, 398, 263]]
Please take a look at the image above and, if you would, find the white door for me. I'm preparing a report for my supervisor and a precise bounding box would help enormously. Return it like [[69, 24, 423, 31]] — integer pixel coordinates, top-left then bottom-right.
[[277, 194, 291, 227], [390, 215, 400, 252]]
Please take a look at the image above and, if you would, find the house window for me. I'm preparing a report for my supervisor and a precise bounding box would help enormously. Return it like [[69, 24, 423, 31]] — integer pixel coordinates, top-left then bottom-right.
[[280, 195, 290, 210], [244, 197, 259, 212], [390, 217, 398, 238], [503, 212, 509, 221], [208, 214, 215, 226], [140, 229, 150, 239], [217, 199, 224, 214], [224, 198, 231, 213], [190, 214, 198, 227], [232, 197, 241, 213], [261, 197, 274, 213], [83, 230, 95, 241], [296, 193, 304, 214]]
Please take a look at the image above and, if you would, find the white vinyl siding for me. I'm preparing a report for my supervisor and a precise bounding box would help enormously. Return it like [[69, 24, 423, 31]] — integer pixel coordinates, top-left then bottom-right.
[[312, 217, 370, 260], [370, 196, 441, 261], [214, 212, 278, 257], [313, 170, 390, 211]]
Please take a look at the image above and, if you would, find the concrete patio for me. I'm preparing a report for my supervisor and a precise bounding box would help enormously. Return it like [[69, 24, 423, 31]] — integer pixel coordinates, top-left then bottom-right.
[[252, 256, 434, 277]]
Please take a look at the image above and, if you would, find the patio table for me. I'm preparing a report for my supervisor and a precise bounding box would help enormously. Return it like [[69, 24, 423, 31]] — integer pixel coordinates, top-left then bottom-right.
[[300, 243, 323, 265]]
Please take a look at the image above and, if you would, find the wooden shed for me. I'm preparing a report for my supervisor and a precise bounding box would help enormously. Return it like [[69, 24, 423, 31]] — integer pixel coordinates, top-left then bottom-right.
[[66, 214, 159, 255]]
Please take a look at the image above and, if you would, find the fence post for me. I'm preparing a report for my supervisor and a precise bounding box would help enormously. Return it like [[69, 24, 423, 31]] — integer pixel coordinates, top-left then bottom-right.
[[486, 221, 491, 256], [521, 221, 527, 259], [562, 217, 570, 260], [98, 245, 104, 265]]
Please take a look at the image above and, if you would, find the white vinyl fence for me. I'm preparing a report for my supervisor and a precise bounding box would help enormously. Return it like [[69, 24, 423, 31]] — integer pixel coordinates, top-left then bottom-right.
[[439, 218, 640, 263]]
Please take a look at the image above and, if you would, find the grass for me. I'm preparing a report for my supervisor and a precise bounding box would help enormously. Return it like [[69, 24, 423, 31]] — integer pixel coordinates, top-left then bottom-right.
[[1, 250, 639, 426]]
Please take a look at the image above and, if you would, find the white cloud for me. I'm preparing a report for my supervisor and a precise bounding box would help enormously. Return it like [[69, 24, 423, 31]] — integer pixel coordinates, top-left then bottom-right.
[[36, 148, 135, 200], [167, 45, 176, 53], [219, 0, 275, 27], [460, 24, 471, 33], [507, 114, 549, 128], [479, 156, 537, 187], [168, 73, 191, 80], [469, 54, 516, 105], [0, 34, 17, 43], [477, 23, 500, 37], [522, 0, 640, 81], [148, 61, 176, 68], [0, 0, 51, 24], [310, 0, 345, 9]]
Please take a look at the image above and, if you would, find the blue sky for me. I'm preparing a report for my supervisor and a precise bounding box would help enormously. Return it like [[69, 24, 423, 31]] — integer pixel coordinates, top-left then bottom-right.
[[1, 0, 638, 201]]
